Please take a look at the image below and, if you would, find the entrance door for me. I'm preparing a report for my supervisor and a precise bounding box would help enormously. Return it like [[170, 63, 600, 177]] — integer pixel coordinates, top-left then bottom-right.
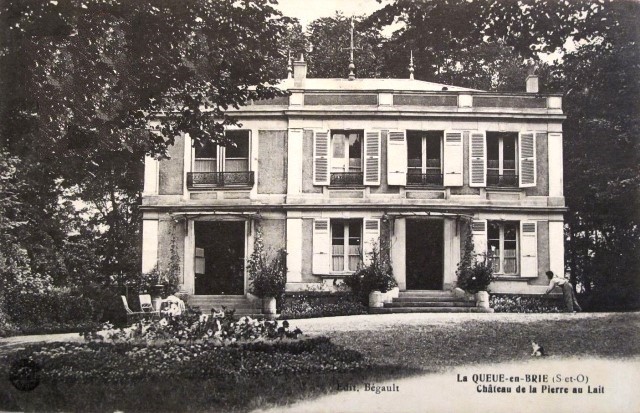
[[194, 221, 245, 295], [406, 219, 444, 290]]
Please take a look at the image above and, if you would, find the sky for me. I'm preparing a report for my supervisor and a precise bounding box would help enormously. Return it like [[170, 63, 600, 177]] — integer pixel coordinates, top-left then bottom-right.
[[274, 0, 393, 29]]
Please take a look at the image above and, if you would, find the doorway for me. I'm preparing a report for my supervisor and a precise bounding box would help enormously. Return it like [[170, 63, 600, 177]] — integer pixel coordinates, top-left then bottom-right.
[[194, 221, 245, 295], [405, 219, 444, 290]]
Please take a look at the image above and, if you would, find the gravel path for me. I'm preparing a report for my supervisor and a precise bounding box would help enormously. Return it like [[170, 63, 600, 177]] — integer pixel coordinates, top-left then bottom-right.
[[287, 311, 621, 334]]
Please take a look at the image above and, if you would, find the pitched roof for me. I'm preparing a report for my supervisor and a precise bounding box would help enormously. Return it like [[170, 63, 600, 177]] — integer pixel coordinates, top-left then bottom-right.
[[277, 77, 482, 92]]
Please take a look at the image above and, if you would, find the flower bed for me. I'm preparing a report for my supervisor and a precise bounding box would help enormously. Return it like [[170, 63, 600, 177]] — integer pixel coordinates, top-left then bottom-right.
[[490, 294, 563, 313], [3, 336, 371, 383], [84, 307, 302, 345], [280, 292, 367, 319]]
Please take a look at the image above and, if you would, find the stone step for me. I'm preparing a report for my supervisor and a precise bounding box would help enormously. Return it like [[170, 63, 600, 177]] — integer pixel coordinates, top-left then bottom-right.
[[394, 296, 470, 303], [384, 301, 476, 308], [398, 291, 457, 297], [370, 307, 494, 314]]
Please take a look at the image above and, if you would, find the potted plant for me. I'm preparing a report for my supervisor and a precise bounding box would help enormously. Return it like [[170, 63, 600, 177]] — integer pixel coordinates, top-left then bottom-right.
[[456, 223, 495, 308], [345, 240, 397, 308], [247, 229, 286, 316]]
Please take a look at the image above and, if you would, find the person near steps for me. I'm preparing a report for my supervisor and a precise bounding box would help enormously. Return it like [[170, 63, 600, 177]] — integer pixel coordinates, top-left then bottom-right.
[[544, 270, 582, 312]]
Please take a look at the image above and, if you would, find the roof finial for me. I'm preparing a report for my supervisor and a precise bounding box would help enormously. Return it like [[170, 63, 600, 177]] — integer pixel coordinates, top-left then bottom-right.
[[348, 17, 356, 81], [409, 50, 415, 80], [287, 51, 293, 79]]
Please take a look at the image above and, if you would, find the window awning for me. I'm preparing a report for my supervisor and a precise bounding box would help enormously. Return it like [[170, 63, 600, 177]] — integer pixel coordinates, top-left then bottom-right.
[[385, 211, 473, 220], [169, 211, 261, 221]]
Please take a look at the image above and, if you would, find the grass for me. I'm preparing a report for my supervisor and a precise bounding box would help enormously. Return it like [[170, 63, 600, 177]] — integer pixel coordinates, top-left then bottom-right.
[[0, 313, 637, 412], [328, 313, 640, 371]]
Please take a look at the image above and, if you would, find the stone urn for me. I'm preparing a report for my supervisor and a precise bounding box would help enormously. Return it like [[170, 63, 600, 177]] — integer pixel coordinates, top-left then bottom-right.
[[475, 291, 490, 308], [262, 296, 277, 315], [389, 287, 400, 299], [369, 291, 384, 308]]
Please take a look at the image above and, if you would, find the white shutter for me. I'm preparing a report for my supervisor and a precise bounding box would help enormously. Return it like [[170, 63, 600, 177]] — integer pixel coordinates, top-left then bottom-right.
[[362, 218, 380, 266], [387, 130, 407, 186], [469, 131, 486, 187], [443, 131, 463, 186], [519, 132, 536, 187], [364, 130, 381, 185], [471, 219, 487, 260], [312, 218, 331, 274], [313, 130, 330, 186], [520, 221, 538, 277]]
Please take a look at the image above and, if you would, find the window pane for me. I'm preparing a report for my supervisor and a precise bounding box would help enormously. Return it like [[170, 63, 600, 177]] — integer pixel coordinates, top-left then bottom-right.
[[504, 222, 518, 241], [503, 135, 516, 161], [225, 131, 249, 158], [332, 133, 346, 158], [426, 134, 441, 161], [195, 141, 217, 159], [331, 221, 344, 245], [487, 138, 499, 162], [348, 133, 362, 160], [194, 159, 217, 172], [348, 221, 362, 246], [407, 135, 422, 167], [488, 221, 500, 240]]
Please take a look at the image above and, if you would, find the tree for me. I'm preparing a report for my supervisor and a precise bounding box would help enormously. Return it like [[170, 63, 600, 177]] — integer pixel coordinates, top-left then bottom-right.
[[546, 1, 640, 309], [0, 0, 293, 285], [305, 13, 386, 79]]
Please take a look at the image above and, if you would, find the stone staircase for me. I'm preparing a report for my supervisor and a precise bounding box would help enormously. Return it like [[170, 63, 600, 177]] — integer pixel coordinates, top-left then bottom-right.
[[369, 290, 494, 313], [185, 295, 263, 316]]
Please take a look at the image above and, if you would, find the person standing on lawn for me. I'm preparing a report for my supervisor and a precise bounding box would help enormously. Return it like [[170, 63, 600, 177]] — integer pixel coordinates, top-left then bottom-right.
[[544, 270, 582, 312]]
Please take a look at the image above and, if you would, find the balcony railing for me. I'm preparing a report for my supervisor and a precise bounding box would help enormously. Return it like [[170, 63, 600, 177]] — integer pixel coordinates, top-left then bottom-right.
[[187, 171, 254, 188], [487, 173, 518, 188], [330, 172, 364, 186], [407, 171, 443, 186]]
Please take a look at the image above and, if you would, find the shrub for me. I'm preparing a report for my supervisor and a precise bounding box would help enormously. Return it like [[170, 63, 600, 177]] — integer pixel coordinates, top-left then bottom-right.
[[247, 227, 286, 299], [3, 288, 98, 335], [280, 292, 367, 319], [344, 240, 397, 305], [490, 294, 563, 313], [456, 221, 495, 293]]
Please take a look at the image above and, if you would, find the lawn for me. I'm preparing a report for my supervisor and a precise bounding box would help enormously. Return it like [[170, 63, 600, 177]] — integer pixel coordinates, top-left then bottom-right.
[[0, 312, 637, 412]]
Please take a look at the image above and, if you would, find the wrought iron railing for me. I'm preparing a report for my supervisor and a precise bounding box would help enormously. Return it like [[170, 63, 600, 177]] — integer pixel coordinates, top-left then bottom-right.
[[487, 173, 518, 187], [187, 171, 254, 188], [330, 172, 364, 186], [406, 172, 443, 186]]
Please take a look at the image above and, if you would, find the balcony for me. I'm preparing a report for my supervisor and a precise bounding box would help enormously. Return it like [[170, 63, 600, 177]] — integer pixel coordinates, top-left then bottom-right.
[[187, 171, 254, 189], [330, 172, 363, 186], [487, 173, 518, 188], [407, 171, 443, 186]]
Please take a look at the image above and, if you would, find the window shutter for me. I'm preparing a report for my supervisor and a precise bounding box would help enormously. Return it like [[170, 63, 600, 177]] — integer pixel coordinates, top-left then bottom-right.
[[471, 219, 487, 260], [387, 130, 407, 186], [443, 131, 463, 186], [312, 219, 331, 274], [469, 131, 486, 187], [520, 221, 538, 277], [313, 131, 330, 186], [364, 130, 381, 185], [362, 218, 380, 266], [195, 248, 205, 274], [519, 132, 536, 187]]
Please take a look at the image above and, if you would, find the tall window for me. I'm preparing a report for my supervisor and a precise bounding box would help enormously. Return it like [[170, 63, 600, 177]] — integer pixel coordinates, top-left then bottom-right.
[[407, 131, 442, 185], [331, 130, 362, 173], [194, 130, 250, 172], [487, 221, 518, 274], [487, 132, 517, 187], [331, 220, 362, 272]]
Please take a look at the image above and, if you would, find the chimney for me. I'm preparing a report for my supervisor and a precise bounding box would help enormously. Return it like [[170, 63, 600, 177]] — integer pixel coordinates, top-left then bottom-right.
[[526, 75, 539, 93], [293, 54, 307, 88]]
